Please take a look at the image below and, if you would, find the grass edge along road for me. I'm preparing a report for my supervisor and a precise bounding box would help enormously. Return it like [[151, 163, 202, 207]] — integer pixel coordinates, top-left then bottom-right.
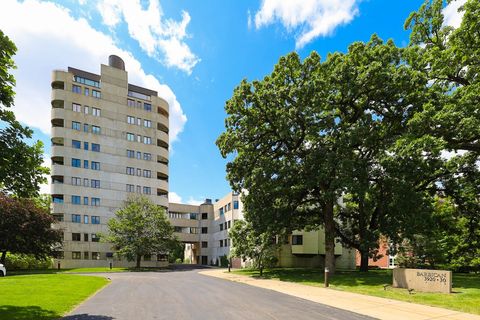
[[0, 273, 109, 320], [233, 268, 480, 315]]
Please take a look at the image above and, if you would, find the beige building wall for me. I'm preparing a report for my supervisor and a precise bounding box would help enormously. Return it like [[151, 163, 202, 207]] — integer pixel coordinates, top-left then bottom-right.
[[51, 56, 169, 268]]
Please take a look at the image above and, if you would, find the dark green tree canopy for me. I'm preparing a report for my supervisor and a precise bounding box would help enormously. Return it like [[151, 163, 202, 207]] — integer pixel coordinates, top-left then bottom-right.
[[0, 193, 63, 264]]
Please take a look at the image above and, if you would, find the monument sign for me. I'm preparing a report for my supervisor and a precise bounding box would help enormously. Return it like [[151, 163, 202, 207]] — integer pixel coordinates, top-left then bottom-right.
[[393, 268, 452, 293]]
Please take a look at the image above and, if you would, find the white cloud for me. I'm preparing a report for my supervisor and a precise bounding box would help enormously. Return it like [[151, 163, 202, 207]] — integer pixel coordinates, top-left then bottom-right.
[[186, 196, 204, 206], [442, 0, 467, 28], [96, 0, 200, 74], [253, 0, 360, 48], [168, 191, 182, 203], [0, 0, 187, 143]]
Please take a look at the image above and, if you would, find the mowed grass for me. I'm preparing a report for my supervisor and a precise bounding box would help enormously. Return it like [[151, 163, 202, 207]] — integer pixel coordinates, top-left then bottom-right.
[[0, 274, 109, 320], [61, 267, 130, 273], [233, 268, 480, 315]]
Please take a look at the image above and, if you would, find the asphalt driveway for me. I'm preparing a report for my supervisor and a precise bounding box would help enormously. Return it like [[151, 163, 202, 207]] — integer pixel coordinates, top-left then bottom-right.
[[64, 266, 375, 320]]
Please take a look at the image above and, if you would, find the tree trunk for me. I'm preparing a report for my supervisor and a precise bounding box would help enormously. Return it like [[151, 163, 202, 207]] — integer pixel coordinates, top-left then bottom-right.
[[136, 254, 141, 268], [0, 251, 6, 264], [359, 250, 369, 272], [260, 265, 263, 277], [324, 200, 336, 275]]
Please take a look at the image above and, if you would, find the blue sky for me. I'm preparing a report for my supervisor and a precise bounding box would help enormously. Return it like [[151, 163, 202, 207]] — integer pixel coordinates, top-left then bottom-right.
[[0, 0, 465, 204]]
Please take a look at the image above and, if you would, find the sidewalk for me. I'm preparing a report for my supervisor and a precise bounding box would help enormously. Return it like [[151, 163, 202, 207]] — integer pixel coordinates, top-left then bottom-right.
[[199, 269, 480, 320]]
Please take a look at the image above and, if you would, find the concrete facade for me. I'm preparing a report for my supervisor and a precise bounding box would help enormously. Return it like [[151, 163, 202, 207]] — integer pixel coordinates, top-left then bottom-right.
[[51, 56, 169, 268]]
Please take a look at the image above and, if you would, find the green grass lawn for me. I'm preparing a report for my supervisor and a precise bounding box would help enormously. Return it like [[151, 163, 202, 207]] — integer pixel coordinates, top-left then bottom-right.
[[61, 267, 130, 273], [0, 274, 109, 320], [233, 268, 480, 315]]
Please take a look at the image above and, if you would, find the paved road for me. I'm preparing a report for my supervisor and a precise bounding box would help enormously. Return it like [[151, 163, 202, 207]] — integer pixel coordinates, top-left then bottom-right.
[[64, 267, 375, 320]]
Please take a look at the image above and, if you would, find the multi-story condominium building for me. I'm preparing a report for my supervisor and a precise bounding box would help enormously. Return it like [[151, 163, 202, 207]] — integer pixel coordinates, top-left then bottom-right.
[[50, 55, 170, 268], [169, 192, 356, 270], [49, 55, 355, 270]]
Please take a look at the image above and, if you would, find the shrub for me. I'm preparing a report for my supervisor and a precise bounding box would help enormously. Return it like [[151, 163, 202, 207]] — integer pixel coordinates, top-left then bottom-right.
[[5, 253, 53, 270]]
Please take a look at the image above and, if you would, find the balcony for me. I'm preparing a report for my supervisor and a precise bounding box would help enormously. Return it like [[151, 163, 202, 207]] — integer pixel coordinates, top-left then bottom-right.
[[157, 98, 169, 117], [51, 175, 64, 184], [51, 89, 66, 108], [157, 122, 169, 134], [51, 118, 64, 128]]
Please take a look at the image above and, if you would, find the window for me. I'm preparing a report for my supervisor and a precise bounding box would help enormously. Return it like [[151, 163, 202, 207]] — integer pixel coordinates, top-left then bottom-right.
[[91, 143, 100, 152], [92, 90, 101, 98], [92, 107, 101, 116], [91, 198, 100, 206], [233, 200, 239, 209], [72, 251, 82, 259], [126, 167, 135, 175], [292, 235, 303, 245], [219, 207, 224, 216], [53, 214, 64, 222], [72, 140, 81, 149], [71, 177, 81, 185], [72, 196, 81, 205], [72, 214, 81, 222], [136, 151, 142, 159], [84, 215, 89, 224], [74, 75, 100, 88], [72, 103, 82, 112], [92, 126, 101, 134], [143, 153, 152, 161], [72, 84, 81, 94], [127, 99, 136, 107], [144, 103, 152, 111], [201, 213, 208, 220], [227, 203, 231, 211], [91, 179, 100, 188], [137, 168, 142, 176], [83, 178, 89, 187], [91, 252, 100, 259], [91, 216, 100, 224], [174, 226, 182, 232], [128, 90, 151, 101], [91, 234, 100, 243], [127, 150, 135, 158], [127, 116, 135, 124], [228, 220, 231, 228], [83, 123, 89, 132], [72, 121, 81, 130], [83, 251, 89, 259], [84, 106, 89, 114], [52, 195, 64, 204], [190, 213, 197, 220], [143, 136, 151, 144], [137, 185, 142, 193], [84, 87, 89, 96], [84, 160, 89, 168], [72, 158, 81, 168], [220, 223, 224, 231], [220, 240, 223, 247], [83, 197, 89, 205], [202, 241, 208, 248], [143, 170, 151, 178], [201, 227, 208, 234], [84, 142, 89, 150], [224, 222, 227, 230], [91, 161, 100, 170], [137, 135, 142, 143], [127, 133, 135, 141], [144, 119, 152, 128], [143, 186, 151, 195], [137, 118, 141, 126], [126, 184, 135, 192]]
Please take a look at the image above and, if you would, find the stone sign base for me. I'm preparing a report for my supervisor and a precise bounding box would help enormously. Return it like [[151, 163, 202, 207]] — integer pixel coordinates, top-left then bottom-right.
[[393, 268, 452, 293]]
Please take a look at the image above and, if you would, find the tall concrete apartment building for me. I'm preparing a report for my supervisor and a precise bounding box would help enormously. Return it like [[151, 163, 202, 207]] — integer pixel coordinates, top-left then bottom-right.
[[51, 56, 169, 268], [50, 56, 355, 270]]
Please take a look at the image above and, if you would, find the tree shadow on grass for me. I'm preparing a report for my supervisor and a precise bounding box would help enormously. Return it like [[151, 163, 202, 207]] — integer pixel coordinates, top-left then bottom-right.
[[0, 305, 60, 320]]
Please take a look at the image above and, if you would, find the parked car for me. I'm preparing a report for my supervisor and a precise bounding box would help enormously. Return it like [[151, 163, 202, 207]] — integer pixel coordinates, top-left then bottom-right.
[[0, 263, 6, 277]]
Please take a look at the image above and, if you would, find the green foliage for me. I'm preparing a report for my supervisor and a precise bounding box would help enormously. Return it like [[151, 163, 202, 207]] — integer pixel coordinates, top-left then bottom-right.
[[0, 30, 49, 197], [229, 220, 278, 275], [0, 194, 62, 264], [168, 242, 185, 263], [4, 253, 53, 270], [103, 195, 179, 268], [219, 255, 229, 267]]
